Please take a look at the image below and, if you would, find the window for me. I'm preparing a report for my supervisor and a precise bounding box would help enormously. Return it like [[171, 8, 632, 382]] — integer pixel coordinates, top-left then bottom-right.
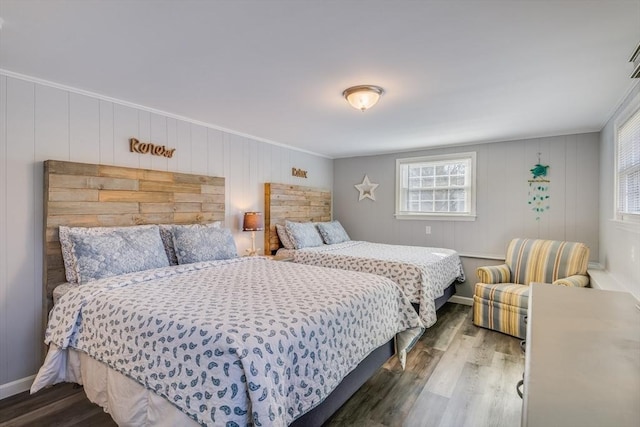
[[395, 152, 476, 220], [616, 102, 640, 223]]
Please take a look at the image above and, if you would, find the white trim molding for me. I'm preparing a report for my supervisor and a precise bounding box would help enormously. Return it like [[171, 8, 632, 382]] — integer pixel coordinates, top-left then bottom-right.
[[588, 268, 640, 303], [448, 295, 473, 306], [0, 69, 332, 160], [0, 375, 35, 399], [457, 252, 506, 261]]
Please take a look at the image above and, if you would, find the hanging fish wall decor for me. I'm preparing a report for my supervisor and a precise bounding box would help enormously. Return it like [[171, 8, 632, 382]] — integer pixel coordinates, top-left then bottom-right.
[[527, 153, 550, 220]]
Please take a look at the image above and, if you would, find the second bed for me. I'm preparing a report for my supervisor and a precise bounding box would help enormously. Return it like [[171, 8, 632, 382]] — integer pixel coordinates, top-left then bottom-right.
[[265, 183, 465, 328]]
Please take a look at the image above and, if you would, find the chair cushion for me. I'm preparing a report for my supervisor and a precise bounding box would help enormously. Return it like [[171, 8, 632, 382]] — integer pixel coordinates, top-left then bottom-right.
[[473, 295, 527, 339], [506, 238, 589, 285], [474, 282, 529, 309]]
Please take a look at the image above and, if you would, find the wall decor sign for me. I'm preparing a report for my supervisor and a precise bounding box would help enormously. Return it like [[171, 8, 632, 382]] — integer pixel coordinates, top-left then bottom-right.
[[527, 153, 550, 220], [355, 174, 379, 201], [129, 138, 176, 158], [292, 167, 308, 178]]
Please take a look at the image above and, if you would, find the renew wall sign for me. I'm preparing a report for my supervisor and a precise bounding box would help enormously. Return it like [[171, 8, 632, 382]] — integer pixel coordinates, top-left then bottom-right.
[[129, 138, 176, 158]]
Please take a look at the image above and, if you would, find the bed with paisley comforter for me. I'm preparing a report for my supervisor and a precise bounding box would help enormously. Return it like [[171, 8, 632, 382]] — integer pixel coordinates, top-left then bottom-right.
[[32, 257, 424, 427], [264, 183, 465, 329], [276, 241, 465, 328]]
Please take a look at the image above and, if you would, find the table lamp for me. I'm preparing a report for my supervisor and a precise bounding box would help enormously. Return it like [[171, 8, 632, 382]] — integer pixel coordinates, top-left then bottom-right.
[[243, 212, 264, 256]]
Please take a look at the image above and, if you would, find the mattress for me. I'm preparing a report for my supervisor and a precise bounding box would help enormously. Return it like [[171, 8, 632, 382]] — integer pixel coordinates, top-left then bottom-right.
[[276, 241, 465, 327], [32, 257, 423, 426]]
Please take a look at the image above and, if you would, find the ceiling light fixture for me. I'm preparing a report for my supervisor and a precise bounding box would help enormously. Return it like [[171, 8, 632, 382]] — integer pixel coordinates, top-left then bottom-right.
[[342, 85, 384, 112]]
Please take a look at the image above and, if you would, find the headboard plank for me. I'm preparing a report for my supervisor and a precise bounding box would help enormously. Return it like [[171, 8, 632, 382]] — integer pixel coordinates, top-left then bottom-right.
[[98, 191, 174, 203], [43, 160, 226, 358], [264, 183, 332, 254]]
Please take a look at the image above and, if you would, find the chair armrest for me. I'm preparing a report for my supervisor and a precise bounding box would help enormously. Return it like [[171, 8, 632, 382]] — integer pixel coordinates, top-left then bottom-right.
[[476, 264, 511, 284], [553, 275, 590, 287]]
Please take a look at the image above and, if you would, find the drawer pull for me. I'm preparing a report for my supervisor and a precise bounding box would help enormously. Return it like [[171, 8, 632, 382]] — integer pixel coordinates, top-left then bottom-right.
[[517, 379, 524, 399]]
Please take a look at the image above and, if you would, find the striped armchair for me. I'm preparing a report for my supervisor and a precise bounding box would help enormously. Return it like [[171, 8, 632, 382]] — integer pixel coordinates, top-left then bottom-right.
[[473, 238, 590, 338]]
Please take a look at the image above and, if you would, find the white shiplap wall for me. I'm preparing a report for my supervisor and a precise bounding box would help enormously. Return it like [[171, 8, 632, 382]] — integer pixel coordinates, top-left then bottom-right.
[[0, 74, 333, 396], [333, 133, 600, 299]]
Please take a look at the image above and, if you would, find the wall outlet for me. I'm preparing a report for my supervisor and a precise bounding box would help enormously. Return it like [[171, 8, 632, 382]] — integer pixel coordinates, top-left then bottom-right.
[[425, 226, 431, 235]]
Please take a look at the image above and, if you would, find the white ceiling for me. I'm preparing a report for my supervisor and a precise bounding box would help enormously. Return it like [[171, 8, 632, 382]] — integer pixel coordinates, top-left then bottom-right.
[[0, 0, 638, 158]]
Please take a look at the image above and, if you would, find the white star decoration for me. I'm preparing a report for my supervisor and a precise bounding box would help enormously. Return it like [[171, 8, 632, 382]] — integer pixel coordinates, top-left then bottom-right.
[[354, 175, 379, 201]]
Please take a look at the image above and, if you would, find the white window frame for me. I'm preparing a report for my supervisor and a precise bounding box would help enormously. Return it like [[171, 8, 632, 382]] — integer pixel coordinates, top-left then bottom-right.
[[395, 152, 477, 221], [614, 95, 640, 226]]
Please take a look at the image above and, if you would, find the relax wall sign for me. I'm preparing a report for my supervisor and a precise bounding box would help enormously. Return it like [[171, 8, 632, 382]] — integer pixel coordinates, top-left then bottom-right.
[[129, 138, 176, 158], [292, 167, 308, 178]]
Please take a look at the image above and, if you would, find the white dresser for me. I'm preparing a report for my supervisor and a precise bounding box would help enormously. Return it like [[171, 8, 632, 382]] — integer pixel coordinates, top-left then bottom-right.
[[522, 283, 640, 427]]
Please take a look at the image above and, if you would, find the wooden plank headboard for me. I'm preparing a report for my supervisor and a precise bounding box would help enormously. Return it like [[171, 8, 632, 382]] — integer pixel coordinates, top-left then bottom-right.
[[263, 182, 331, 254], [43, 160, 225, 343]]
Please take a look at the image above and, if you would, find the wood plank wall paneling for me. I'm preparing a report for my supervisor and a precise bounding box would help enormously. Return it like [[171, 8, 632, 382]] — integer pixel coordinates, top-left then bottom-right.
[[43, 160, 226, 356], [264, 183, 332, 254]]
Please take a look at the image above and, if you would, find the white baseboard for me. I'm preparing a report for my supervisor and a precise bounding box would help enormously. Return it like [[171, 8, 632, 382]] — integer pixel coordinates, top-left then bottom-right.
[[457, 252, 505, 261], [0, 375, 35, 400], [448, 295, 473, 306]]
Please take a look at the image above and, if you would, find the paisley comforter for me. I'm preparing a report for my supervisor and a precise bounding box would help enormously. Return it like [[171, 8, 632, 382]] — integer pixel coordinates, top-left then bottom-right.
[[280, 241, 465, 328], [33, 257, 423, 426]]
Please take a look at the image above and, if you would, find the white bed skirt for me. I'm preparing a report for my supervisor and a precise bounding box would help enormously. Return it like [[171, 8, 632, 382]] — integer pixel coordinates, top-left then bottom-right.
[[31, 344, 199, 427]]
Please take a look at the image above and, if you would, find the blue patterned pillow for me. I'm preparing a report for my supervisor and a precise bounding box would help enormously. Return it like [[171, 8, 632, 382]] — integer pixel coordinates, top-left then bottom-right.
[[60, 224, 160, 284], [172, 226, 238, 264], [276, 224, 295, 249], [158, 222, 222, 265], [284, 220, 324, 249], [316, 221, 350, 245], [69, 226, 170, 283]]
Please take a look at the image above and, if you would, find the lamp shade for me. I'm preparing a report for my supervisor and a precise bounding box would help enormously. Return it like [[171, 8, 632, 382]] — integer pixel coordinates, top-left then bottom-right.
[[343, 85, 384, 112], [243, 212, 264, 231]]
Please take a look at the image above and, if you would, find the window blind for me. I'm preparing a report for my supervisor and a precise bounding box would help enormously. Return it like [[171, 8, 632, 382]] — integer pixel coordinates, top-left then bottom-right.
[[617, 106, 640, 219]]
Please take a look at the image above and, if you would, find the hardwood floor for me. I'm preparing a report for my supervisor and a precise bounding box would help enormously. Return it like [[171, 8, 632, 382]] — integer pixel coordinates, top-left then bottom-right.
[[0, 383, 114, 427], [0, 303, 524, 427], [326, 303, 524, 427]]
